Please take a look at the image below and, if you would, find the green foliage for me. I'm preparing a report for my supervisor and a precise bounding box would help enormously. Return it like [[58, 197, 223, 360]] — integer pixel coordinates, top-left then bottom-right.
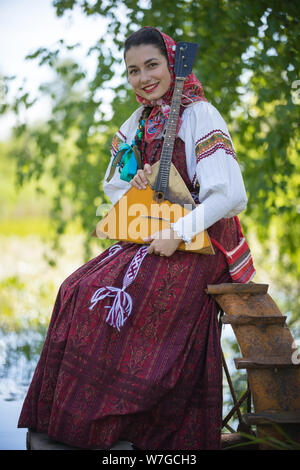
[[1, 0, 300, 320]]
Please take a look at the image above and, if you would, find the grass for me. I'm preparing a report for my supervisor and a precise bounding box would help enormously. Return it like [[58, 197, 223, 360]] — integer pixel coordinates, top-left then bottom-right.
[[0, 232, 102, 331], [0, 217, 52, 238], [0, 216, 85, 238], [224, 425, 300, 450]]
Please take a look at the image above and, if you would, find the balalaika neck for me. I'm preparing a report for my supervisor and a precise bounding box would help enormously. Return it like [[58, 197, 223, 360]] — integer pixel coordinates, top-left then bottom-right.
[[153, 78, 185, 202]]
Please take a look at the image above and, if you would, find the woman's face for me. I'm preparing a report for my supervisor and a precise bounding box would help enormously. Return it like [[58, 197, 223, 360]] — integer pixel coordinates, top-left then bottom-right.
[[125, 44, 171, 101]]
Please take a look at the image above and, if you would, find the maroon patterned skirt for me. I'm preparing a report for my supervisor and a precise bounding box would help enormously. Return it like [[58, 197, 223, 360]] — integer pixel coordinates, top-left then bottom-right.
[[18, 216, 239, 450], [18, 137, 240, 449]]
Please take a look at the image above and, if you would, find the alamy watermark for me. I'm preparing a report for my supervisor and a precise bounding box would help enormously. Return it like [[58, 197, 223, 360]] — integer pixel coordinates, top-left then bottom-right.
[[291, 341, 300, 365], [291, 79, 300, 105], [95, 197, 205, 247]]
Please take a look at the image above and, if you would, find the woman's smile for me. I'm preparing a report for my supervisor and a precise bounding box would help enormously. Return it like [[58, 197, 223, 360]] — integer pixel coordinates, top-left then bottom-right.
[[142, 82, 159, 94]]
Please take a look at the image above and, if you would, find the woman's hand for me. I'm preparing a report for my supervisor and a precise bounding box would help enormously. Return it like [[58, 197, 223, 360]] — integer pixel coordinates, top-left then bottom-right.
[[130, 163, 152, 189], [143, 228, 182, 257]]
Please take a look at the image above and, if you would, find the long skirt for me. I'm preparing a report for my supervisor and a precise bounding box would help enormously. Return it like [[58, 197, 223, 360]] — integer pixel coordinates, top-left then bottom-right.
[[18, 218, 238, 450]]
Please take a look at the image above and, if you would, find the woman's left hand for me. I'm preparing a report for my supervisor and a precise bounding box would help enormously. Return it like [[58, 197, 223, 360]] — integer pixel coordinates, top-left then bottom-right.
[[143, 228, 182, 257]]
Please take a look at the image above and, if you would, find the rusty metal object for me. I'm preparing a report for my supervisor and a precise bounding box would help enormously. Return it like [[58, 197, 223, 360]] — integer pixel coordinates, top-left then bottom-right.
[[207, 282, 300, 449]]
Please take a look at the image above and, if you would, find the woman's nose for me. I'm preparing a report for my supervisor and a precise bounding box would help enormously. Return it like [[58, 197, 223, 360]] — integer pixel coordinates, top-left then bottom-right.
[[139, 69, 150, 84]]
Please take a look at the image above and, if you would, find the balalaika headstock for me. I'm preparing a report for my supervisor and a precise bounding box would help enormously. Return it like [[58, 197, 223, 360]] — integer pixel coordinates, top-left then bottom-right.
[[174, 41, 199, 78], [153, 41, 199, 203]]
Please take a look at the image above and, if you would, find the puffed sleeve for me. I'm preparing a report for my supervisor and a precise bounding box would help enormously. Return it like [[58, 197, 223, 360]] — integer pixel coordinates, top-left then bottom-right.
[[171, 101, 248, 244], [103, 107, 143, 206]]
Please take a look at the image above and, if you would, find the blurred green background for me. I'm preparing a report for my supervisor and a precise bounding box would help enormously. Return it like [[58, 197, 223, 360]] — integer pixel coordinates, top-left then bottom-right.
[[0, 0, 299, 449]]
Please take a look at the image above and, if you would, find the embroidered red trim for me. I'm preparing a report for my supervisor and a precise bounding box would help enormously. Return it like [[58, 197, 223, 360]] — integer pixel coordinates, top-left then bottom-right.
[[210, 217, 256, 284]]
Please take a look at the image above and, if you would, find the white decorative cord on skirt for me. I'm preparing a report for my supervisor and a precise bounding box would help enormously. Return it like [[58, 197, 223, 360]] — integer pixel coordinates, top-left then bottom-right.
[[89, 245, 149, 331]]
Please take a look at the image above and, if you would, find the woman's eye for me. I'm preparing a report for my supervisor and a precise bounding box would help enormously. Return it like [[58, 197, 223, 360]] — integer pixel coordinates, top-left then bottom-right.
[[149, 62, 158, 68]]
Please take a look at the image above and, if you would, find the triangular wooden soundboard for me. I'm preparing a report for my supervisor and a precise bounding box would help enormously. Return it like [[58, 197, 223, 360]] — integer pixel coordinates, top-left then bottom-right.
[[95, 161, 214, 254]]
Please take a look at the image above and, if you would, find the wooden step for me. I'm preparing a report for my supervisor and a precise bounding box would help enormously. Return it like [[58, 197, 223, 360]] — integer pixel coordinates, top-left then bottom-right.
[[245, 410, 300, 425], [207, 282, 300, 446], [221, 314, 287, 326], [234, 357, 300, 369], [26, 430, 134, 450], [206, 283, 269, 295]]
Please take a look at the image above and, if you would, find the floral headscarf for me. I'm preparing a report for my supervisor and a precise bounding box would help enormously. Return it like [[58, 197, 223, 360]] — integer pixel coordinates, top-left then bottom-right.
[[134, 27, 207, 143]]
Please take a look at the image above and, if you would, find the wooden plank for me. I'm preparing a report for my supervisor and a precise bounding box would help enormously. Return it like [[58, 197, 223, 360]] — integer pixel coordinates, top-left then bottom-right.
[[221, 432, 259, 450], [27, 430, 134, 450], [221, 315, 287, 326], [27, 431, 80, 450], [27, 429, 259, 451], [206, 283, 269, 295], [246, 411, 300, 425], [234, 357, 300, 369]]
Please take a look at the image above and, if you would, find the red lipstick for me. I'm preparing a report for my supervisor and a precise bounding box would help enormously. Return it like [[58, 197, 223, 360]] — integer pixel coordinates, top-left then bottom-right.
[[142, 83, 159, 94]]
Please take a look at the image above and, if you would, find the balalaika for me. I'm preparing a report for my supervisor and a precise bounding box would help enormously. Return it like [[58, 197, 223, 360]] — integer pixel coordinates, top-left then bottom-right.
[[94, 42, 214, 255]]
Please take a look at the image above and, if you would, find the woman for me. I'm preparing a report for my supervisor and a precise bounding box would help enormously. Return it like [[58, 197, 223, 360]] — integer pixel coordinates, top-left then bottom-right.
[[18, 27, 255, 450]]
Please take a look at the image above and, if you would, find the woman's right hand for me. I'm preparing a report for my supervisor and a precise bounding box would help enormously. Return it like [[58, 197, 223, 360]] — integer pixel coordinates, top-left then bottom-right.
[[130, 163, 152, 189]]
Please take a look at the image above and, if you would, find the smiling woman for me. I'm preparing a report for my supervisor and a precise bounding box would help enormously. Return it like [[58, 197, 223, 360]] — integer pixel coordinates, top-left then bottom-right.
[[125, 44, 171, 101], [18, 26, 254, 450]]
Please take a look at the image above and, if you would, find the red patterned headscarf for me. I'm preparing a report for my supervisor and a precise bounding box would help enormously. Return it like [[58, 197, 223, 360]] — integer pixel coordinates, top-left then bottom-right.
[[134, 27, 206, 143]]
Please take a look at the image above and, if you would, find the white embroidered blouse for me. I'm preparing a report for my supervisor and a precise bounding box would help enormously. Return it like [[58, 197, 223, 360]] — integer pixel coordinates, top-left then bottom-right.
[[103, 101, 248, 244]]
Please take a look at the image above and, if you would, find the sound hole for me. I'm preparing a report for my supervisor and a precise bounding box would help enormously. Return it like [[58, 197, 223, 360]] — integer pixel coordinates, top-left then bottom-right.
[[155, 192, 165, 202]]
